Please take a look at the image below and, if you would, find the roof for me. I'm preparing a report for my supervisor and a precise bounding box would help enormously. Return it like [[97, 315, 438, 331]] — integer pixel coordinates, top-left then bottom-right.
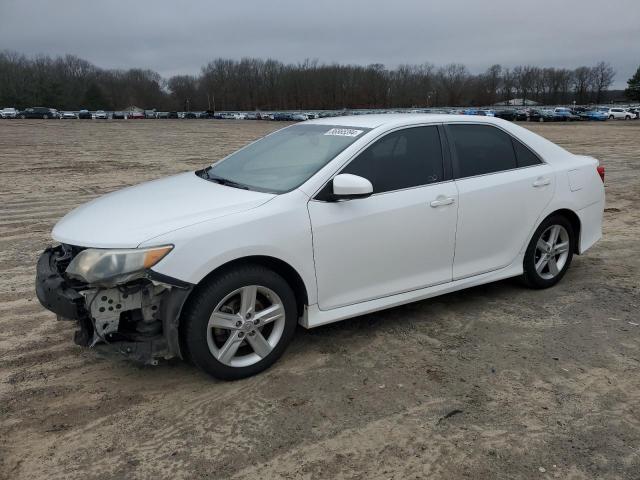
[[307, 113, 571, 165], [307, 113, 508, 129]]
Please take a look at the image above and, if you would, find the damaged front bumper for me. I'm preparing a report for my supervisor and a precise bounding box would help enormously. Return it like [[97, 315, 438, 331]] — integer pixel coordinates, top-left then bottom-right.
[[35, 245, 193, 365]]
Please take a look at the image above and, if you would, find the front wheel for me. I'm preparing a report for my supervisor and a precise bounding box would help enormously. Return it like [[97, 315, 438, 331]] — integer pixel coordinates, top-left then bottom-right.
[[521, 215, 575, 289], [182, 265, 298, 380], [609, 115, 614, 120]]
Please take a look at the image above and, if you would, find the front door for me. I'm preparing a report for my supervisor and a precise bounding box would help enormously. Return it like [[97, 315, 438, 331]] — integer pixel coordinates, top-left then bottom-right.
[[308, 125, 459, 310]]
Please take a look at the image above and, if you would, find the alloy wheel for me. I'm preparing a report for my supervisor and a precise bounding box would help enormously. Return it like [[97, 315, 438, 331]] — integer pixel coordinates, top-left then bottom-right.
[[534, 224, 570, 280], [206, 285, 285, 367]]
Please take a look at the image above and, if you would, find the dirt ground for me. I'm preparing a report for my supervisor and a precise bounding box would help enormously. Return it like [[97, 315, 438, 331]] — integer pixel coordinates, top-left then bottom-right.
[[0, 119, 638, 480]]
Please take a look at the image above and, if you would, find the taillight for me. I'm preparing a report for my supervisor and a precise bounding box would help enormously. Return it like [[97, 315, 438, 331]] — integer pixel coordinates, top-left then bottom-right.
[[597, 166, 605, 183]]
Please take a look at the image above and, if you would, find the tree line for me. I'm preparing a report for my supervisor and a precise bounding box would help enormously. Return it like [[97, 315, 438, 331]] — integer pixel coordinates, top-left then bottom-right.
[[0, 51, 620, 111]]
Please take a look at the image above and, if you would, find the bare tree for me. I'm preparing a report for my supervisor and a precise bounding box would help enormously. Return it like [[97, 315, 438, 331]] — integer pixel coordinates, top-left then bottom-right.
[[592, 61, 615, 104], [0, 51, 619, 110]]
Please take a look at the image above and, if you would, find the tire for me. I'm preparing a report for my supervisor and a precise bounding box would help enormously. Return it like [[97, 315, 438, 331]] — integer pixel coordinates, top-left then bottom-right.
[[182, 265, 298, 380], [538, 117, 544, 122], [43, 114, 48, 119], [20, 114, 25, 119], [521, 215, 575, 289], [609, 115, 614, 120]]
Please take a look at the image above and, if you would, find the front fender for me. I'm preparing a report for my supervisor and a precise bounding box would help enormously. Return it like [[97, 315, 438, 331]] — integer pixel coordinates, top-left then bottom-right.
[[141, 191, 318, 305]]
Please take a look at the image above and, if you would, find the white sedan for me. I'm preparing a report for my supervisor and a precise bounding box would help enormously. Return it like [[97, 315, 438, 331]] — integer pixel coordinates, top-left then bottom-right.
[[36, 115, 605, 379]]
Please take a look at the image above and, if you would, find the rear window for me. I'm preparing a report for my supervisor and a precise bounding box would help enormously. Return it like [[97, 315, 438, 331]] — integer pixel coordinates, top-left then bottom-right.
[[449, 124, 517, 178]]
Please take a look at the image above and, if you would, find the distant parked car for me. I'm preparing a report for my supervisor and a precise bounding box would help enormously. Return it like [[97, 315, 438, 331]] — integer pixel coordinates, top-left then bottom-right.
[[167, 111, 179, 119], [528, 109, 555, 122], [128, 111, 145, 119], [553, 107, 573, 121], [94, 110, 108, 119], [291, 113, 308, 121], [494, 110, 517, 121], [603, 107, 633, 120], [183, 112, 198, 119], [567, 110, 582, 121], [0, 107, 17, 118], [18, 107, 57, 119], [514, 110, 529, 121], [581, 109, 608, 121], [60, 111, 78, 119], [273, 112, 293, 121], [78, 110, 92, 119], [144, 110, 157, 119], [626, 108, 640, 119], [112, 111, 126, 120]]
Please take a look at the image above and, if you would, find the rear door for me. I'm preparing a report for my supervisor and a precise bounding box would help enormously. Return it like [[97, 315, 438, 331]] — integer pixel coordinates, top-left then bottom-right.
[[308, 125, 458, 310], [446, 123, 554, 279]]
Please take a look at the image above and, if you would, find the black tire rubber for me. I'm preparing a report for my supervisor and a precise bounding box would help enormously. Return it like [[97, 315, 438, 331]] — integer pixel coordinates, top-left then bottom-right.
[[521, 214, 576, 289], [181, 265, 298, 380]]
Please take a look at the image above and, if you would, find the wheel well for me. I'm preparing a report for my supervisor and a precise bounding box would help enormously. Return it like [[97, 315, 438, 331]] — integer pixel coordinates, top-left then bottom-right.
[[549, 209, 581, 254], [193, 256, 309, 317]]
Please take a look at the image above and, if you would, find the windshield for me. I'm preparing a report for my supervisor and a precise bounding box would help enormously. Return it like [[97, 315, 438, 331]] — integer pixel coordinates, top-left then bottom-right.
[[203, 124, 369, 193]]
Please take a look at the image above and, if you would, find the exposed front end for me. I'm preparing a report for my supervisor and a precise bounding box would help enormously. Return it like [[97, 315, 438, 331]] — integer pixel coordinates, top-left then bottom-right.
[[35, 244, 193, 364]]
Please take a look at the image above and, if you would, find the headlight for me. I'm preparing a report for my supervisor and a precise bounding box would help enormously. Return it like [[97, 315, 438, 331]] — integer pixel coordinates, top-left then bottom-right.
[[65, 245, 173, 285]]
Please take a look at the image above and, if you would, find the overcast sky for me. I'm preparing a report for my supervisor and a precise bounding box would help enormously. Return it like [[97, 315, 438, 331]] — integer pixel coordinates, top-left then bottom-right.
[[1, 0, 638, 88]]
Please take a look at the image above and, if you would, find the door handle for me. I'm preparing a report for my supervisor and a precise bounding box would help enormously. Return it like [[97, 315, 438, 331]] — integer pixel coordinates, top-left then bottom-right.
[[430, 196, 455, 207], [533, 177, 551, 187]]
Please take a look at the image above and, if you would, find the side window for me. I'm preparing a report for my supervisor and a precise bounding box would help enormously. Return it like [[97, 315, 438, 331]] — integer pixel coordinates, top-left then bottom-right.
[[512, 139, 542, 168], [341, 126, 444, 194], [448, 124, 517, 178]]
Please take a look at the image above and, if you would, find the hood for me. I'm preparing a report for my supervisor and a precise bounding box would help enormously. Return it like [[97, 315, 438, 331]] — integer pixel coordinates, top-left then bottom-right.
[[52, 172, 275, 248]]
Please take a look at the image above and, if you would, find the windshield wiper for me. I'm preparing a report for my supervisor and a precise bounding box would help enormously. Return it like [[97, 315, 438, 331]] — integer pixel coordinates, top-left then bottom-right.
[[206, 173, 250, 190]]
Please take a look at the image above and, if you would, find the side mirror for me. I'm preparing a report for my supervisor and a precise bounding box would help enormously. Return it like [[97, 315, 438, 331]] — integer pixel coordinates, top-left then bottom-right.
[[332, 174, 373, 200]]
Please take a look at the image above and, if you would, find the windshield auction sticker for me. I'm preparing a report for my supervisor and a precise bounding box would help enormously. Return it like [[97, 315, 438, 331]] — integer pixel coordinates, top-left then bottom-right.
[[324, 128, 363, 137]]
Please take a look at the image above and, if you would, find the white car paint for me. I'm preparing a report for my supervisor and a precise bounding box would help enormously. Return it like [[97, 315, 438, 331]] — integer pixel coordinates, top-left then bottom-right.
[[53, 172, 275, 248], [52, 114, 605, 329], [309, 178, 458, 309], [452, 161, 555, 279]]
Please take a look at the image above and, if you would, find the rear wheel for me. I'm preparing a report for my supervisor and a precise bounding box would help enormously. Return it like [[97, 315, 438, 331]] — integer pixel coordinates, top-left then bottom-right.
[[182, 265, 298, 380], [521, 215, 575, 289]]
